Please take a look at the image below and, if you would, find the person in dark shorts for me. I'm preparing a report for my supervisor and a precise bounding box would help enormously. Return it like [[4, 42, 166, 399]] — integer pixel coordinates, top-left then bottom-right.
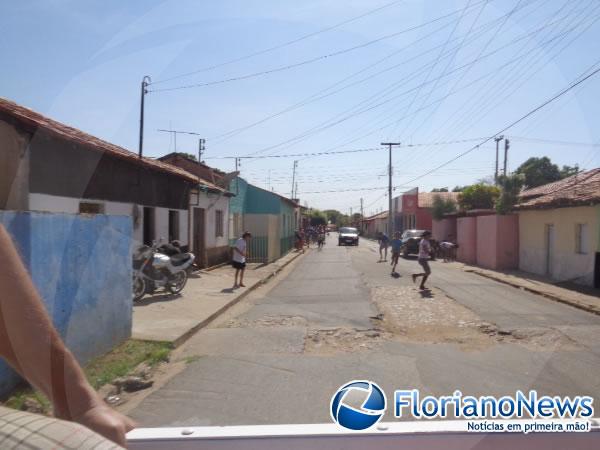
[[232, 231, 251, 287], [412, 230, 432, 290], [390, 231, 402, 275]]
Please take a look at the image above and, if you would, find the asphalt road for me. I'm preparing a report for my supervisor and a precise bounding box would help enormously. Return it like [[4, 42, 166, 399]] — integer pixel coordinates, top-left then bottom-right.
[[130, 237, 600, 427]]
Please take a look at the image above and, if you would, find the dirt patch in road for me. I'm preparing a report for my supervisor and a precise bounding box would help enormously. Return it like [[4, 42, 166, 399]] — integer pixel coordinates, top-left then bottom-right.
[[372, 285, 493, 350], [371, 286, 583, 352], [225, 315, 308, 328], [477, 323, 582, 351], [304, 327, 392, 354]]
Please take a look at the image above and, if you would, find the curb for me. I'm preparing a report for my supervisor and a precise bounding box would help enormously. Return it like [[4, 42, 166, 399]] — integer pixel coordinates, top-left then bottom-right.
[[467, 269, 600, 317], [171, 250, 306, 348]]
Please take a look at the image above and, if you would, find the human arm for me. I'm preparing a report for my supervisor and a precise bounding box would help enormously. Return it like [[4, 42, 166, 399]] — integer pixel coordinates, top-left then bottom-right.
[[0, 225, 135, 447]]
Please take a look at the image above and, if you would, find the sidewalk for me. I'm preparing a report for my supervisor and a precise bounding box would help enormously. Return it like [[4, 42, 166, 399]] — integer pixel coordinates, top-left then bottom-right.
[[458, 264, 600, 316], [132, 250, 305, 346]]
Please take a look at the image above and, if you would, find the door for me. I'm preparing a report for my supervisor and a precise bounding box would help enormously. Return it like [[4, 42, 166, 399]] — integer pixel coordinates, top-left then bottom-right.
[[143, 207, 155, 246], [545, 224, 555, 277], [193, 207, 206, 268]]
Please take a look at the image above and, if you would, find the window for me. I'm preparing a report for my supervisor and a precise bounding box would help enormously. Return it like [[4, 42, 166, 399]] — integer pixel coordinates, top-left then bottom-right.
[[168, 210, 180, 242], [232, 213, 242, 238], [79, 202, 103, 214], [215, 210, 224, 237], [575, 223, 589, 254]]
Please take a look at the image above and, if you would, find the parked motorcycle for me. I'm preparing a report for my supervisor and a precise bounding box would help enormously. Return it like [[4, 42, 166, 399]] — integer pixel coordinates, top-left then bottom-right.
[[132, 242, 195, 302]]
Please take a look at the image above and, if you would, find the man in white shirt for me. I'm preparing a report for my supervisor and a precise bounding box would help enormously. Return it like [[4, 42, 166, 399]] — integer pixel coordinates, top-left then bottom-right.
[[232, 231, 251, 288], [412, 230, 432, 290]]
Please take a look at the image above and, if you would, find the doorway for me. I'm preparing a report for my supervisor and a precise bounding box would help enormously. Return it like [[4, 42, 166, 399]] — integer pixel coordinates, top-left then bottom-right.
[[545, 224, 555, 277], [193, 207, 206, 268], [143, 207, 155, 246]]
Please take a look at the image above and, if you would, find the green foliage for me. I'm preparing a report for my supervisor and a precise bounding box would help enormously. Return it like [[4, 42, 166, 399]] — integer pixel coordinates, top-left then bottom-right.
[[431, 187, 449, 192], [495, 173, 525, 215], [431, 195, 457, 221], [322, 209, 350, 226], [515, 156, 561, 188], [560, 164, 580, 178], [458, 184, 501, 211], [173, 152, 198, 161], [452, 185, 467, 192], [308, 209, 328, 226]]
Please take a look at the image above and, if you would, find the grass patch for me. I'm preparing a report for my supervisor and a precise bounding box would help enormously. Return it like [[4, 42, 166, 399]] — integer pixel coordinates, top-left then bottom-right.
[[3, 339, 172, 412], [183, 355, 202, 364], [85, 340, 172, 389], [4, 388, 50, 413]]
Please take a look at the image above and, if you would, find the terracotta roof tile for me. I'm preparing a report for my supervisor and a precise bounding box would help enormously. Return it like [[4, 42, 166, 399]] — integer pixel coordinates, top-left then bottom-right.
[[418, 192, 460, 208], [0, 97, 198, 183], [517, 168, 600, 209]]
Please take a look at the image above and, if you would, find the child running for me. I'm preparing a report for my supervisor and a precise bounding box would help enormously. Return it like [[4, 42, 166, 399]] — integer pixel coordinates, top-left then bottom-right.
[[412, 230, 432, 290], [390, 231, 402, 276]]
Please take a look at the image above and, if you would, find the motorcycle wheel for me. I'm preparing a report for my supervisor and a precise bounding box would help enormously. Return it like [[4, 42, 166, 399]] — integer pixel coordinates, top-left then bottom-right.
[[133, 274, 146, 302], [167, 270, 188, 294]]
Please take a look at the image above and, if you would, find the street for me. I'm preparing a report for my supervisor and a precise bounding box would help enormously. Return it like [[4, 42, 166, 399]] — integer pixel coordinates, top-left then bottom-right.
[[129, 237, 600, 427]]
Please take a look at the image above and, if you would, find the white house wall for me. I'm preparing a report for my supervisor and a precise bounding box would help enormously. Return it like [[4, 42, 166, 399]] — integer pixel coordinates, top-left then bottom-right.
[[518, 206, 599, 286], [28, 193, 188, 247], [190, 193, 230, 250]]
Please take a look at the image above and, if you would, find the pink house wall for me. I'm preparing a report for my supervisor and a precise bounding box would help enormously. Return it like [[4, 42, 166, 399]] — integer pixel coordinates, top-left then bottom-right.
[[457, 217, 477, 264], [432, 218, 457, 242], [475, 215, 519, 270], [494, 215, 519, 270]]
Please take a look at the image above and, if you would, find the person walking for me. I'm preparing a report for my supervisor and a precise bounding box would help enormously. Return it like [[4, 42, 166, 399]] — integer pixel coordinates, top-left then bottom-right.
[[377, 231, 390, 261], [412, 230, 433, 290], [232, 231, 251, 288], [390, 231, 402, 275]]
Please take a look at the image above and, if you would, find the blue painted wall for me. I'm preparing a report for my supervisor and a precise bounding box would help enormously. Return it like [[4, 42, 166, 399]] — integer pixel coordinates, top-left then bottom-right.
[[229, 177, 248, 216], [0, 212, 132, 397]]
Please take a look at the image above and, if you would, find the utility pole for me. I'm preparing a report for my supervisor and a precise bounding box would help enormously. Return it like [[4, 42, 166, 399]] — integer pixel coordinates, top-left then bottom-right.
[[291, 160, 298, 198], [157, 129, 202, 154], [198, 138, 206, 162], [381, 142, 400, 236], [138, 76, 151, 158], [503, 138, 510, 176], [360, 197, 364, 234], [494, 135, 504, 184]]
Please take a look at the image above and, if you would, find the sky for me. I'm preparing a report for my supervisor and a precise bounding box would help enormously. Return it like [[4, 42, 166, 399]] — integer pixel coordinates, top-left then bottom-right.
[[2, 0, 600, 215]]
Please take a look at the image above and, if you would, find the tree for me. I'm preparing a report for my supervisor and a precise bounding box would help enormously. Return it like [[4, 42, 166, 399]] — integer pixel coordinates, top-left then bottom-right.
[[560, 164, 580, 178], [452, 186, 467, 192], [515, 156, 561, 188], [431, 195, 457, 220], [431, 187, 449, 192], [458, 184, 501, 211], [495, 173, 525, 215], [308, 209, 327, 226], [173, 152, 198, 161]]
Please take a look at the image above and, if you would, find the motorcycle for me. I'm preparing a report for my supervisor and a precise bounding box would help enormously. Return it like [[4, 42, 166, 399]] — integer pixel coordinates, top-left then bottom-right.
[[132, 241, 195, 302]]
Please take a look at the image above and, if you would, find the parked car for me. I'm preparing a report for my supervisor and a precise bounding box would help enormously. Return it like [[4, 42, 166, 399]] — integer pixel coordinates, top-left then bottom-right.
[[338, 227, 359, 246], [400, 229, 429, 257]]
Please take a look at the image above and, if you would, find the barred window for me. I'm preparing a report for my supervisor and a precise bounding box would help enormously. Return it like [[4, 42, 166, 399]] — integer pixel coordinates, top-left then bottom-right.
[[216, 210, 224, 237]]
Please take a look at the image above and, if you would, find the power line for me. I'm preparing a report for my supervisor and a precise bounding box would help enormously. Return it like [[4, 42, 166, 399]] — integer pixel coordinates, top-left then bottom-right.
[[150, 0, 407, 85], [210, 1, 537, 145], [398, 59, 600, 187], [205, 137, 490, 160], [405, 0, 595, 172], [149, 0, 489, 92], [239, 7, 572, 158]]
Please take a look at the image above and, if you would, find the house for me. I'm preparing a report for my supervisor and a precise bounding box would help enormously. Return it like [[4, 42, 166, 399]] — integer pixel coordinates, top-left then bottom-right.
[[392, 188, 460, 233], [0, 97, 197, 248], [158, 152, 235, 268], [229, 177, 298, 262], [363, 211, 388, 238], [517, 168, 600, 287]]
